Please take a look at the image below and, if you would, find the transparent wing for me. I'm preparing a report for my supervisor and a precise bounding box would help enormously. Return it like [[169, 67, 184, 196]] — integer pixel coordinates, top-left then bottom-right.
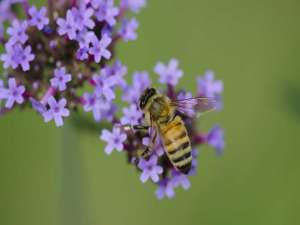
[[171, 97, 217, 117]]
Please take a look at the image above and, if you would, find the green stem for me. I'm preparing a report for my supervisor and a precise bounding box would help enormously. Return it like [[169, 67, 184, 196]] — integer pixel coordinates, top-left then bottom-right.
[[47, 0, 54, 23], [59, 121, 86, 225], [59, 113, 111, 224]]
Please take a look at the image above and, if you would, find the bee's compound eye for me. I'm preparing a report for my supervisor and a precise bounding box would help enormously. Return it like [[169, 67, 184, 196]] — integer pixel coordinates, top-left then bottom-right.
[[139, 100, 145, 109], [149, 88, 156, 95]]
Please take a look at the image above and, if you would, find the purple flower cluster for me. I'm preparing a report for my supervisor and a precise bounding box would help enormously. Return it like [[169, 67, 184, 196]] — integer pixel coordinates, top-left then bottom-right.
[[0, 0, 143, 126], [98, 58, 224, 199], [0, 0, 225, 199], [81, 60, 126, 122]]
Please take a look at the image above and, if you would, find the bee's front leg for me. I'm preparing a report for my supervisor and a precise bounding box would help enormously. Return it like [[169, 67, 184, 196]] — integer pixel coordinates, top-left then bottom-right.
[[122, 124, 150, 137], [140, 128, 158, 160], [132, 125, 150, 131], [122, 124, 149, 131]]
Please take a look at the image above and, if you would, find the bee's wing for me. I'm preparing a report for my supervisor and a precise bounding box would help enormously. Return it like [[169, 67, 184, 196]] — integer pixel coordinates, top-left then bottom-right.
[[171, 97, 217, 117]]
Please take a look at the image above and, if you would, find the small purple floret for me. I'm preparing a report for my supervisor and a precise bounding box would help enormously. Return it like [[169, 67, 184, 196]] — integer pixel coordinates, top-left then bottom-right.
[[120, 104, 143, 126], [75, 30, 95, 48], [100, 126, 127, 155], [71, 6, 95, 30], [95, 0, 119, 26], [0, 80, 4, 105], [119, 18, 139, 42], [121, 0, 146, 13], [155, 178, 175, 200], [82, 92, 110, 122], [197, 70, 223, 97], [89, 34, 112, 63], [19, 45, 35, 71], [122, 71, 151, 103], [7, 20, 28, 44], [207, 125, 225, 155], [102, 60, 128, 89], [50, 67, 72, 91], [154, 58, 183, 86], [42, 96, 70, 127], [92, 71, 116, 101], [138, 155, 163, 183], [57, 10, 77, 40], [28, 6, 49, 30], [0, 78, 25, 109], [0, 43, 35, 71], [76, 46, 89, 60], [30, 97, 47, 114], [171, 170, 191, 190], [197, 71, 224, 110], [188, 149, 199, 176]]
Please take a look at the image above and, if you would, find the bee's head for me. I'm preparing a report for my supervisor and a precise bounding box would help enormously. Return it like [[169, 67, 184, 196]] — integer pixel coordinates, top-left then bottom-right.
[[139, 88, 157, 110]]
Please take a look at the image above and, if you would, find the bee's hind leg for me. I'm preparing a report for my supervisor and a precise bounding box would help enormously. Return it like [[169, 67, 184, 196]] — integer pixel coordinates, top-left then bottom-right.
[[140, 147, 152, 159]]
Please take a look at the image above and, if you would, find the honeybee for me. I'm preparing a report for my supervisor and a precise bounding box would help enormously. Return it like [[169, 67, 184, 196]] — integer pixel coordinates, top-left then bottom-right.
[[126, 88, 216, 174]]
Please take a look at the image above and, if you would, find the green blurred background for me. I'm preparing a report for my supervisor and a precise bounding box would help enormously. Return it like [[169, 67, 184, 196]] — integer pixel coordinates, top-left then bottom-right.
[[1, 0, 300, 224]]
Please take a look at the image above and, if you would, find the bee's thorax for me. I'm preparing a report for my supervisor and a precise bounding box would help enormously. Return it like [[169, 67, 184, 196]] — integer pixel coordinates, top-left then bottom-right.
[[148, 96, 174, 123]]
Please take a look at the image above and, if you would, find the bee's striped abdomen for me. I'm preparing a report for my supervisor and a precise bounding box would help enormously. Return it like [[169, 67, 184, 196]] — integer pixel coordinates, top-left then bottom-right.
[[160, 116, 192, 174]]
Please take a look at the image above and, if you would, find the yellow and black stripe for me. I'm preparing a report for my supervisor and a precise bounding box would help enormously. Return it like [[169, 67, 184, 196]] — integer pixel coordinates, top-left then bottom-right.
[[160, 115, 192, 174]]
